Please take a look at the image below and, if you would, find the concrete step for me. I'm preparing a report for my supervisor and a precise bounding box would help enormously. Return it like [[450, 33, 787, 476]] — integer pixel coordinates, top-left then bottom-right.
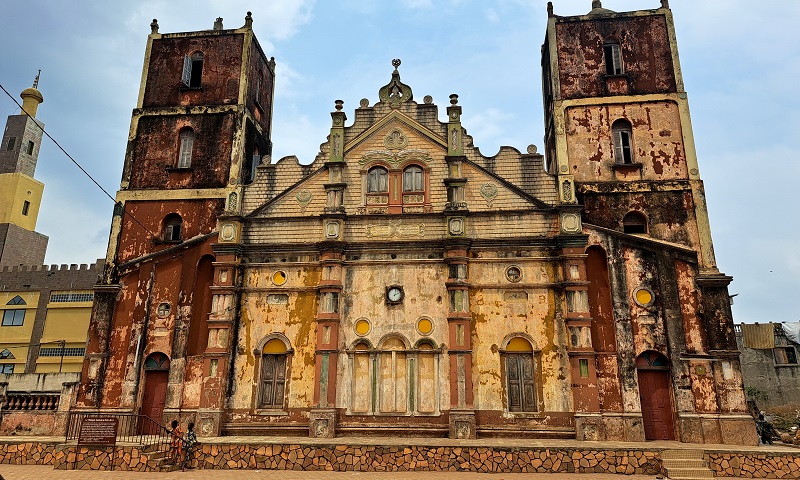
[[662, 449, 714, 480], [662, 458, 706, 468], [661, 448, 705, 460], [666, 467, 714, 479]]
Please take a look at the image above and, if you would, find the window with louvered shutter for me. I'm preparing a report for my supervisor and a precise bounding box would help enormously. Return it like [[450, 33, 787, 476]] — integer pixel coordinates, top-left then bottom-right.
[[604, 43, 623, 75], [611, 120, 633, 164], [178, 129, 194, 168], [182, 55, 192, 87]]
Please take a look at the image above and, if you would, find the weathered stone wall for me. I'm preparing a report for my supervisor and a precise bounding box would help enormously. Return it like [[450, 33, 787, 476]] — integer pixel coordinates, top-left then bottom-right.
[[736, 328, 800, 410], [3, 440, 799, 477], [706, 451, 800, 478]]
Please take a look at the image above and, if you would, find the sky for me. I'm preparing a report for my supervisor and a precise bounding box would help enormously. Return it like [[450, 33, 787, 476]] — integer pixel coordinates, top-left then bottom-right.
[[0, 0, 798, 324]]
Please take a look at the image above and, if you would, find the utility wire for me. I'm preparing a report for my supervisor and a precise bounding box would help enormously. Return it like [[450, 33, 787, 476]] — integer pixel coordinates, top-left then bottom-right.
[[0, 82, 158, 240]]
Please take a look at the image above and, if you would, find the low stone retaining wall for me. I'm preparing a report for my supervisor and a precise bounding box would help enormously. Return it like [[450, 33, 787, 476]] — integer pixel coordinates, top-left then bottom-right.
[[192, 444, 661, 474], [0, 441, 57, 465], [706, 451, 800, 478], [1, 439, 799, 477]]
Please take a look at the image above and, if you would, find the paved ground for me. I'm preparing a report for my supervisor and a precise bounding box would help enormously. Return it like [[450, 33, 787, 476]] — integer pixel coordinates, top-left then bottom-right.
[[0, 465, 662, 479]]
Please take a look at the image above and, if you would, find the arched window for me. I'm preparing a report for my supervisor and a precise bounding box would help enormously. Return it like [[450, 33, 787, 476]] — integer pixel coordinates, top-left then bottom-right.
[[259, 339, 288, 409], [177, 129, 194, 168], [612, 119, 633, 164], [623, 211, 648, 234], [144, 352, 170, 370], [163, 213, 183, 242], [504, 337, 536, 412], [604, 41, 623, 75], [403, 165, 424, 192], [182, 52, 204, 88], [367, 167, 388, 193], [2, 296, 26, 326]]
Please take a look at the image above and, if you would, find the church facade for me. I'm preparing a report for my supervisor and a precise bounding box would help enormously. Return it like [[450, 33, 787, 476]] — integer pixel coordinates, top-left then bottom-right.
[[76, 2, 757, 444]]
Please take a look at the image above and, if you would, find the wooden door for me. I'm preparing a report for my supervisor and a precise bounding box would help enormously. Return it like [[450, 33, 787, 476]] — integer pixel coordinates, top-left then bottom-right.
[[260, 354, 286, 408], [507, 353, 536, 412], [140, 370, 168, 433], [638, 369, 675, 440]]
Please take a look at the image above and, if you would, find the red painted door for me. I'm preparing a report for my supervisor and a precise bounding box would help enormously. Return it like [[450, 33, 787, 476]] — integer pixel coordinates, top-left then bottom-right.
[[638, 369, 675, 440], [140, 370, 168, 433]]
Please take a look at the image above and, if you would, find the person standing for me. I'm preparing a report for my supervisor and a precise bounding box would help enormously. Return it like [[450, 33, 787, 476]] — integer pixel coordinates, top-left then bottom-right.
[[182, 422, 198, 470], [169, 420, 184, 464]]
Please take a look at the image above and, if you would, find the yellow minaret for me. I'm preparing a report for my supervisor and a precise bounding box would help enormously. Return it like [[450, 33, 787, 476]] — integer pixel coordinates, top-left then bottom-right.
[[0, 72, 48, 266]]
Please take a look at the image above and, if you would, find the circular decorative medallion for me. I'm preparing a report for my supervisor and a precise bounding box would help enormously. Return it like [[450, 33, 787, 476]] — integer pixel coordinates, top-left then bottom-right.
[[423, 95, 433, 104], [355, 318, 371, 336], [359, 98, 370, 108], [272, 271, 287, 286], [633, 287, 654, 307], [690, 168, 699, 175], [157, 303, 171, 318], [417, 317, 433, 336], [526, 144, 538, 154], [384, 128, 408, 150], [506, 266, 522, 283]]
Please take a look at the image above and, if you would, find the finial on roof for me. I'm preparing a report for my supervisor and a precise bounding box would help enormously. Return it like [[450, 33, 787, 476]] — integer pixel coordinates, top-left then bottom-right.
[[244, 11, 253, 29], [449, 94, 459, 105], [20, 72, 44, 118], [660, 0, 670, 8], [150, 19, 159, 34], [592, 0, 602, 8], [334, 99, 344, 111], [214, 17, 223, 30], [547, 2, 554, 16], [379, 59, 413, 108]]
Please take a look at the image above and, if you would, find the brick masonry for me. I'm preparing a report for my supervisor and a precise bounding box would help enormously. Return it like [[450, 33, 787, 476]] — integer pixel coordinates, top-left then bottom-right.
[[1, 440, 799, 476], [0, 223, 48, 268]]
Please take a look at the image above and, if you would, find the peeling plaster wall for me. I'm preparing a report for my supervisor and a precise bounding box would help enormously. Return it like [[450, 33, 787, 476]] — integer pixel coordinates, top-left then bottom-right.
[[555, 15, 677, 100], [116, 199, 223, 263], [129, 114, 235, 189], [470, 258, 570, 413], [143, 34, 245, 108], [565, 102, 687, 181]]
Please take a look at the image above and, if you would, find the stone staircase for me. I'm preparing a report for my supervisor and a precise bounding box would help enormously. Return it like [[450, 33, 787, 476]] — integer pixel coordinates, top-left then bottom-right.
[[662, 449, 714, 480], [142, 444, 181, 472]]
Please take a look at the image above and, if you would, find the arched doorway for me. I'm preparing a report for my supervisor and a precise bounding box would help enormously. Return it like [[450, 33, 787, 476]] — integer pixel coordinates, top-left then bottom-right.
[[140, 352, 170, 433], [636, 351, 675, 440]]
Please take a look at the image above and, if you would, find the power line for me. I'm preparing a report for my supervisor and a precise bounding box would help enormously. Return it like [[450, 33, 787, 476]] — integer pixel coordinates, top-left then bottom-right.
[[0, 81, 158, 240]]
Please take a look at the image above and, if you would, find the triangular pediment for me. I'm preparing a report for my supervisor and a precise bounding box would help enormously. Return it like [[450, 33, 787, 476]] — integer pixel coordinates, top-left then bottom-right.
[[344, 109, 447, 157]]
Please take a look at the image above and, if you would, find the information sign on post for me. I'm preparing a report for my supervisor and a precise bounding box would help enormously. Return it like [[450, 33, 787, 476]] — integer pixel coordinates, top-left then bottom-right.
[[77, 415, 119, 447]]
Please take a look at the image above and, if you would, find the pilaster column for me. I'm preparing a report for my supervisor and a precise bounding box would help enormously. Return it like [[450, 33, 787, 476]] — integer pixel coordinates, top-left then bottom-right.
[[445, 243, 475, 439]]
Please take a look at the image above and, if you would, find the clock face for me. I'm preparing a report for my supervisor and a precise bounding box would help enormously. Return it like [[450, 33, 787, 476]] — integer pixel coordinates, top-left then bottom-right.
[[387, 286, 403, 303]]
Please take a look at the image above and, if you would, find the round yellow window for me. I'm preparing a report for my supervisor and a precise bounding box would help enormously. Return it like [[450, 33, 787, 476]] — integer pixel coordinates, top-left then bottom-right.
[[272, 271, 287, 286], [355, 319, 371, 336], [634, 288, 654, 307], [417, 318, 433, 335]]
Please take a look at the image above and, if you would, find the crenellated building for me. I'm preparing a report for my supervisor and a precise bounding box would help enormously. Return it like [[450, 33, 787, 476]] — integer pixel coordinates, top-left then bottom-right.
[[77, 3, 757, 445]]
